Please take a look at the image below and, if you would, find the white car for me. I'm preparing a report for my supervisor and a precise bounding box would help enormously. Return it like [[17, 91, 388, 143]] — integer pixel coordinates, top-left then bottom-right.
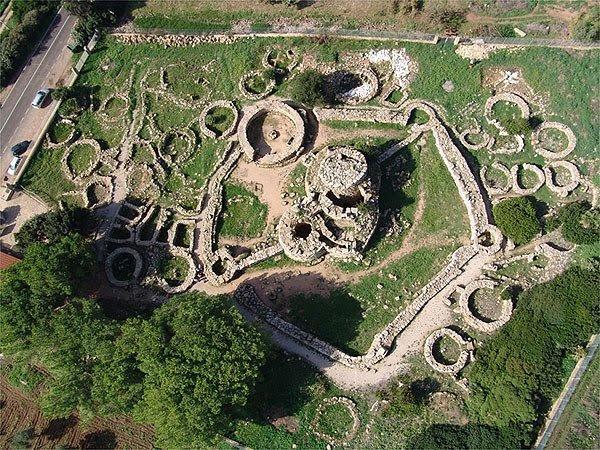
[[7, 156, 22, 176], [31, 89, 50, 108]]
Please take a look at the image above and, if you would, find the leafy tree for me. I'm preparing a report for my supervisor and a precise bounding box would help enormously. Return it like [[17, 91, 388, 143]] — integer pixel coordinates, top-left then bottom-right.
[[557, 201, 599, 245], [493, 196, 541, 245], [571, 7, 600, 42], [133, 293, 268, 447], [467, 266, 600, 436], [91, 318, 146, 415], [15, 206, 91, 251], [37, 299, 118, 420], [288, 69, 328, 107], [11, 0, 49, 20], [0, 234, 95, 350], [408, 423, 525, 449]]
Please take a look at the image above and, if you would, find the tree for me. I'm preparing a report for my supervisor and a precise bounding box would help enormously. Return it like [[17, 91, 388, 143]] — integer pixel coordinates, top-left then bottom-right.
[[571, 7, 600, 42], [91, 318, 146, 415], [557, 201, 599, 245], [37, 299, 118, 420], [15, 206, 91, 251], [133, 293, 268, 447], [11, 0, 49, 20], [467, 266, 599, 438], [493, 196, 541, 245], [425, 1, 467, 34], [288, 69, 328, 107], [0, 234, 95, 350]]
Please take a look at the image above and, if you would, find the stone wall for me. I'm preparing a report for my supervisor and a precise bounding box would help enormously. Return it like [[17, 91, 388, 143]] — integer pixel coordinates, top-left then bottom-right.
[[459, 278, 512, 333], [423, 328, 470, 375]]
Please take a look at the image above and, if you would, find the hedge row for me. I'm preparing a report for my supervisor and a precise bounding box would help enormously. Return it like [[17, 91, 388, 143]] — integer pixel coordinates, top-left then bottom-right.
[[0, 4, 57, 87]]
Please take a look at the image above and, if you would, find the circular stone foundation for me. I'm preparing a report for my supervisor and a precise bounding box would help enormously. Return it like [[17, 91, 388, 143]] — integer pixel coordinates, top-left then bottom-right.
[[480, 161, 511, 195], [543, 160, 580, 198], [158, 129, 195, 164], [155, 248, 197, 294], [105, 247, 143, 287], [278, 209, 326, 263], [46, 118, 76, 148], [532, 122, 576, 160], [61, 139, 102, 181], [511, 163, 545, 195], [239, 70, 276, 100], [198, 100, 239, 139], [459, 279, 512, 333], [238, 100, 305, 167], [327, 67, 379, 105], [423, 328, 470, 375], [311, 397, 360, 446]]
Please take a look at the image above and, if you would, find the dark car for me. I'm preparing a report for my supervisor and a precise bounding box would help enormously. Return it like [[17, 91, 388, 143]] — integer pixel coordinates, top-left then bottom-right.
[[10, 140, 30, 156]]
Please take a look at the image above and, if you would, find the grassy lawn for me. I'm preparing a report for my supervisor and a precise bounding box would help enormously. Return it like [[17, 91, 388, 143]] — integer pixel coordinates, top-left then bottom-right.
[[547, 350, 600, 450], [281, 245, 456, 355], [218, 183, 268, 239], [67, 143, 97, 176]]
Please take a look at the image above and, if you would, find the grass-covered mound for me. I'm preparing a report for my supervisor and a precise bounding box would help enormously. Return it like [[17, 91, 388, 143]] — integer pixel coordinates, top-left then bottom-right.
[[493, 196, 541, 245]]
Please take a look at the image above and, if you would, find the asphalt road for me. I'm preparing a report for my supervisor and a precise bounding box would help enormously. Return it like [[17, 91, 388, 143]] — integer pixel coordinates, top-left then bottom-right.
[[0, 8, 76, 184], [0, 8, 76, 147]]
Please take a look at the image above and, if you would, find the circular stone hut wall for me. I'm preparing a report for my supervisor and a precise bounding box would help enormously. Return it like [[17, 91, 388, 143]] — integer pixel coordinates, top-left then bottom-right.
[[238, 100, 305, 167]]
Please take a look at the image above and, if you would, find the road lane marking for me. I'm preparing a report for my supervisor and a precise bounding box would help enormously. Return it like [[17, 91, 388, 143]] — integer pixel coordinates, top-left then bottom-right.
[[0, 9, 72, 139]]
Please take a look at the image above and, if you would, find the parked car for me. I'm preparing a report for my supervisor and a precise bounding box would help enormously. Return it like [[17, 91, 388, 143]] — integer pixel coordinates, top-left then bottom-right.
[[10, 140, 30, 156], [31, 89, 50, 108], [7, 156, 22, 175]]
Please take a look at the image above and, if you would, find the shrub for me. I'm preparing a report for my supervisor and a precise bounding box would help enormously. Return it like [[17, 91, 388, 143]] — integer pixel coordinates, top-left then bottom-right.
[[558, 201, 600, 245], [504, 117, 531, 135], [11, 428, 34, 449], [0, 5, 56, 87], [493, 196, 541, 245], [426, 2, 467, 34], [571, 7, 600, 42], [288, 69, 328, 107]]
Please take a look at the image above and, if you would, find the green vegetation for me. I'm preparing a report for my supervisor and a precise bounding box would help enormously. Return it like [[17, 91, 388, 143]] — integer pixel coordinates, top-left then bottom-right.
[[157, 253, 189, 285], [218, 183, 268, 238], [493, 196, 541, 245], [284, 246, 454, 355], [15, 206, 90, 251], [557, 201, 599, 245], [67, 143, 97, 176], [288, 69, 328, 107], [205, 106, 235, 136], [10, 428, 34, 450], [571, 6, 600, 41], [546, 351, 600, 449], [467, 266, 599, 433], [1, 240, 269, 447], [314, 402, 355, 441], [0, 1, 57, 87]]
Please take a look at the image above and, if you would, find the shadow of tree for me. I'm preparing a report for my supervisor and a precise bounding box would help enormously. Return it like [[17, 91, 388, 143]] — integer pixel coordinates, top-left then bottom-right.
[[79, 430, 117, 449]]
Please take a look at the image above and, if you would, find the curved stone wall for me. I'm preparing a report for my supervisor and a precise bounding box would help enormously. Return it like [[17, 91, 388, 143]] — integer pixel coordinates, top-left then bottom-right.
[[543, 160, 580, 198], [532, 122, 576, 160], [459, 279, 512, 333], [198, 100, 239, 139], [423, 328, 470, 375], [237, 100, 305, 168], [311, 397, 360, 446], [105, 247, 143, 287], [481, 161, 511, 195], [238, 70, 276, 100], [511, 163, 545, 195]]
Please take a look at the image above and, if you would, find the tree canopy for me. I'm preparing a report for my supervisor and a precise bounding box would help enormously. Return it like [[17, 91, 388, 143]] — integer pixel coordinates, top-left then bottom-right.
[[134, 293, 268, 447], [288, 69, 329, 107], [493, 196, 541, 245]]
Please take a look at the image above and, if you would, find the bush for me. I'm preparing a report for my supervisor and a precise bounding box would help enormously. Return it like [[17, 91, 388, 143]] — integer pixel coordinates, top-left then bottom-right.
[[426, 2, 467, 34], [467, 266, 599, 434], [288, 69, 328, 107], [0, 5, 56, 87], [493, 196, 541, 245], [504, 117, 531, 135], [558, 201, 600, 245], [571, 7, 600, 42], [15, 206, 91, 251]]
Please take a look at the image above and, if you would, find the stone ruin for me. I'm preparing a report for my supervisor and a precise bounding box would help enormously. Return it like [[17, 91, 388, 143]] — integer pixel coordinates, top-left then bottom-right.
[[458, 279, 512, 333], [278, 146, 380, 263], [311, 397, 360, 446], [423, 328, 472, 375]]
